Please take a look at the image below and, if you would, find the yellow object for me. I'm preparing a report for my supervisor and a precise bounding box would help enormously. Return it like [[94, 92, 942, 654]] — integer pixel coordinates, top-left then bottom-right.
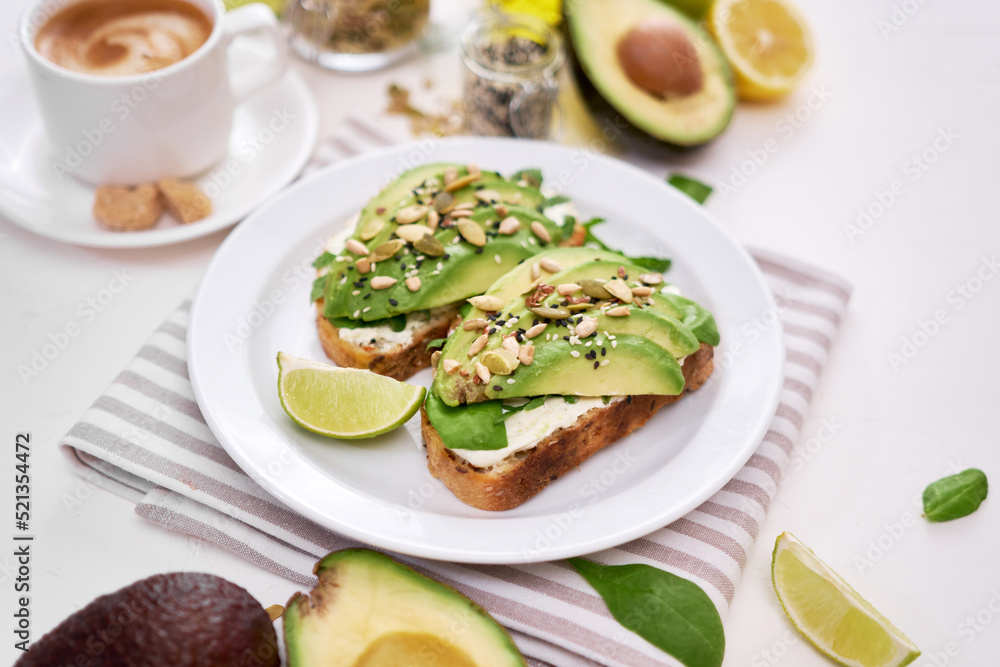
[[276, 352, 426, 439], [490, 0, 562, 25], [708, 0, 814, 101], [771, 532, 921, 667], [225, 0, 284, 14]]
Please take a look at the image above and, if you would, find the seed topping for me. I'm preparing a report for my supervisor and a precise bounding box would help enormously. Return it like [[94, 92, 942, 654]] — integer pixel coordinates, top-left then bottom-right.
[[395, 225, 432, 243], [469, 334, 489, 356], [457, 219, 487, 246], [639, 273, 664, 285], [604, 279, 634, 303], [405, 276, 421, 292], [395, 204, 429, 224], [530, 221, 552, 243], [442, 359, 460, 374], [538, 257, 562, 273], [359, 218, 384, 241], [369, 276, 397, 290], [606, 306, 631, 317], [345, 239, 369, 256], [468, 295, 505, 311], [497, 217, 521, 235], [369, 239, 404, 263]]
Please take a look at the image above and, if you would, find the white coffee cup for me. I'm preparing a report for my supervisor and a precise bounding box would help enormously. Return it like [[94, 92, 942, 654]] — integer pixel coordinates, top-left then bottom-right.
[[19, 0, 289, 185]]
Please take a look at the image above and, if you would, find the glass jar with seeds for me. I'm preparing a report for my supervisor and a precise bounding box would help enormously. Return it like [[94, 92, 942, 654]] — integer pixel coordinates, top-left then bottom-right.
[[284, 0, 430, 72], [460, 11, 565, 139]]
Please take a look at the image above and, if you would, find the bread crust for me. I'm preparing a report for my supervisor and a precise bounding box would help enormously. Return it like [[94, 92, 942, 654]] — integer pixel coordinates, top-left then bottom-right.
[[422, 342, 715, 511], [315, 300, 456, 381]]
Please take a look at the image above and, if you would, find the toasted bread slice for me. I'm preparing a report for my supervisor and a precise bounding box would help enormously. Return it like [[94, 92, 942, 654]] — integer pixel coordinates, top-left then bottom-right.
[[316, 300, 458, 381], [421, 342, 714, 511]]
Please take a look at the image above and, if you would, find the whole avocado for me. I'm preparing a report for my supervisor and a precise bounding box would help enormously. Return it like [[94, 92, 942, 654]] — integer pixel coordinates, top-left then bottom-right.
[[16, 572, 279, 667]]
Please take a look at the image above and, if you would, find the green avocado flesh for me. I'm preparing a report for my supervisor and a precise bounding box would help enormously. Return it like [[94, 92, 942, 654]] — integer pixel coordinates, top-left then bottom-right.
[[283, 549, 524, 667], [318, 164, 565, 324], [567, 0, 735, 147], [432, 252, 718, 407]]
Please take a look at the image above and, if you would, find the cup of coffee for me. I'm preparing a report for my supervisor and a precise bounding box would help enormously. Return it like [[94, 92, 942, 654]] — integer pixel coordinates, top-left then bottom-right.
[[20, 0, 289, 185]]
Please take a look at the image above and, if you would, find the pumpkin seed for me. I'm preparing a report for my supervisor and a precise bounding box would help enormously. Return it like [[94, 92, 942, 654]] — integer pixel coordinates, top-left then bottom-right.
[[369, 239, 404, 262], [529, 306, 571, 319], [414, 234, 445, 257], [433, 191, 455, 214], [482, 349, 519, 375], [579, 279, 612, 299], [444, 174, 479, 192], [530, 221, 551, 243], [468, 295, 504, 311], [566, 303, 594, 312], [457, 219, 486, 247], [345, 239, 369, 256], [358, 218, 384, 241], [604, 279, 634, 303], [395, 204, 429, 224], [468, 334, 489, 356], [463, 318, 488, 331], [395, 225, 432, 243], [639, 273, 663, 285], [497, 217, 521, 235]]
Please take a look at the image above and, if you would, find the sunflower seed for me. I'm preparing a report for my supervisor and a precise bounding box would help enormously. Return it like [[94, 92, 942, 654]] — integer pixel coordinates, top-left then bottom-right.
[[444, 173, 479, 192], [405, 276, 421, 292], [395, 225, 432, 243], [631, 285, 653, 297], [431, 351, 441, 368], [538, 257, 562, 273], [530, 221, 551, 243], [530, 262, 540, 280], [525, 323, 547, 338], [427, 210, 440, 230], [575, 317, 598, 338], [457, 220, 486, 246], [345, 239, 369, 256], [603, 279, 634, 303], [355, 258, 371, 274], [502, 337, 520, 354], [358, 218, 384, 241], [468, 334, 489, 356], [494, 203, 508, 218], [414, 234, 445, 257], [442, 359, 460, 374], [463, 318, 488, 331], [369, 239, 404, 262], [474, 361, 491, 383], [482, 349, 519, 375], [395, 205, 429, 224], [370, 276, 397, 290], [497, 216, 521, 235], [556, 283, 581, 296], [639, 273, 664, 285], [468, 295, 504, 311], [529, 306, 571, 319], [518, 345, 534, 366], [606, 306, 631, 317], [476, 189, 501, 203]]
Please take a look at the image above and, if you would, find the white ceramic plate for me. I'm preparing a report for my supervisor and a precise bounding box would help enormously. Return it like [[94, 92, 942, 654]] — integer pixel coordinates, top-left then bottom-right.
[[188, 139, 784, 564], [0, 40, 317, 248]]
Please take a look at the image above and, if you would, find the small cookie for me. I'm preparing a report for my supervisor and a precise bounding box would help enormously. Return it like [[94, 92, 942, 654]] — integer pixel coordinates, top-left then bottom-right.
[[93, 184, 162, 231], [158, 180, 212, 224]]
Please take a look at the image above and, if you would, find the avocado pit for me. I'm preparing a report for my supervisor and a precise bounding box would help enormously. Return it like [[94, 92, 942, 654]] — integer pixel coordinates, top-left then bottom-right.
[[616, 16, 703, 98]]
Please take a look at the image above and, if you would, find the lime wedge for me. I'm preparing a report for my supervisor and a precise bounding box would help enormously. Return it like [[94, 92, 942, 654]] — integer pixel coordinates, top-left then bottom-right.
[[277, 352, 426, 439], [771, 532, 920, 667]]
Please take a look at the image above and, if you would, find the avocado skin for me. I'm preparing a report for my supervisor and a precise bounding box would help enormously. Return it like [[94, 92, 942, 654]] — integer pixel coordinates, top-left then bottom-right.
[[16, 573, 278, 667], [563, 0, 735, 150], [284, 549, 525, 667]]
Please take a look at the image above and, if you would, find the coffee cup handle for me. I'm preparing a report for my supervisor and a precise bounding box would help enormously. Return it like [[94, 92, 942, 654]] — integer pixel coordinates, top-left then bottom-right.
[[223, 4, 289, 104]]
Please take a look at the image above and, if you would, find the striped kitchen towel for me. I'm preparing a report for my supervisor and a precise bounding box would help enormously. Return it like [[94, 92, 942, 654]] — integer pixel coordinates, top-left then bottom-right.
[[60, 117, 852, 667]]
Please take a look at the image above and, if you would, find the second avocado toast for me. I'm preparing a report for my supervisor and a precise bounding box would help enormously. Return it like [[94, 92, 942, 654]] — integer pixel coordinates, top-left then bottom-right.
[[422, 246, 720, 510]]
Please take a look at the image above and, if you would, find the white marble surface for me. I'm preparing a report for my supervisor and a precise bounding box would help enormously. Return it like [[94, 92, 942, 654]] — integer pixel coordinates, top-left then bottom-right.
[[2, 0, 999, 664]]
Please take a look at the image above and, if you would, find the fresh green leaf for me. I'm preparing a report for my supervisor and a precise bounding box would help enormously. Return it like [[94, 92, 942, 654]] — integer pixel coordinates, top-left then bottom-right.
[[582, 217, 613, 251], [328, 315, 407, 331], [310, 275, 327, 303], [923, 469, 988, 522], [425, 338, 447, 352], [630, 256, 672, 273], [425, 393, 508, 451], [459, 301, 473, 318], [510, 168, 543, 189], [667, 174, 713, 205], [559, 214, 578, 239], [563, 395, 579, 404], [493, 396, 548, 424], [602, 395, 611, 405], [389, 314, 407, 332], [312, 251, 337, 269], [541, 195, 571, 208], [569, 559, 724, 667]]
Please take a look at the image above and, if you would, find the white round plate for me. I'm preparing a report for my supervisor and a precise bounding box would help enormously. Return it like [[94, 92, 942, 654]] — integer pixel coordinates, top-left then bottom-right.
[[0, 40, 317, 248], [188, 139, 784, 564]]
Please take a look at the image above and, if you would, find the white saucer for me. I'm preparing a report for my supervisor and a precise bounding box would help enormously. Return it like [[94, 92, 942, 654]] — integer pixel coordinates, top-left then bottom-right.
[[0, 39, 318, 249]]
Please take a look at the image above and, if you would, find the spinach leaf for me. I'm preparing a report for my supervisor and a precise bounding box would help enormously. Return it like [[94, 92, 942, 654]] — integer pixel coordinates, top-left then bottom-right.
[[425, 338, 447, 352], [312, 251, 337, 269], [667, 174, 713, 205], [630, 256, 672, 273], [923, 469, 988, 522], [569, 559, 724, 667], [582, 217, 613, 251], [310, 275, 327, 303], [563, 395, 579, 404], [510, 168, 543, 189], [425, 393, 508, 451], [493, 396, 548, 425], [388, 314, 407, 332], [559, 214, 578, 240], [542, 195, 571, 208]]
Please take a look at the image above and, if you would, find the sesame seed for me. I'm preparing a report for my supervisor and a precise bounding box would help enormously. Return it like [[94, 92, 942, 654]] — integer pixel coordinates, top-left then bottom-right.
[[585, 341, 592, 347], [612, 340, 618, 348], [507, 379, 515, 385], [602, 347, 606, 356], [352, 290, 360, 296], [353, 310, 360, 318], [601, 359, 609, 366], [493, 385, 502, 391], [570, 351, 580, 358], [495, 254, 502, 264], [363, 307, 370, 313], [388, 299, 398, 306], [340, 276, 347, 285], [437, 262, 443, 271]]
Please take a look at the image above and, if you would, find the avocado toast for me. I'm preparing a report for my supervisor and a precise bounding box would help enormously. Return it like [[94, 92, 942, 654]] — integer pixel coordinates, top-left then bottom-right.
[[421, 247, 719, 510], [312, 164, 584, 380]]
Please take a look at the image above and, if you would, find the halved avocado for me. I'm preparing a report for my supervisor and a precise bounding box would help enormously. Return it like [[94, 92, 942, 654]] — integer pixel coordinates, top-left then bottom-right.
[[284, 549, 524, 667], [566, 0, 735, 147]]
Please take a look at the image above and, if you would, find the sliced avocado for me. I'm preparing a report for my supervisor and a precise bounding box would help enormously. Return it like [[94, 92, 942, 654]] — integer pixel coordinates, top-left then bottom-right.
[[651, 292, 720, 346], [566, 0, 735, 147], [484, 335, 685, 400], [284, 549, 524, 667], [321, 169, 566, 323]]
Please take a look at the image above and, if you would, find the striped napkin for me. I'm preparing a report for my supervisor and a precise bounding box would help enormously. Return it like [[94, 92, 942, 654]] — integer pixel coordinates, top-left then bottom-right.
[[60, 118, 851, 667]]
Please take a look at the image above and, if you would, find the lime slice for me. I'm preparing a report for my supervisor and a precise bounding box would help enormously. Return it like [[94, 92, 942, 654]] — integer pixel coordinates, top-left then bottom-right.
[[771, 532, 920, 667], [709, 0, 814, 101], [277, 352, 426, 439]]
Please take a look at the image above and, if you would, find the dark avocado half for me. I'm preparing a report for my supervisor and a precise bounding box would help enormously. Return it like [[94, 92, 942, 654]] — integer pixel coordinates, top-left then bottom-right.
[[565, 0, 736, 148]]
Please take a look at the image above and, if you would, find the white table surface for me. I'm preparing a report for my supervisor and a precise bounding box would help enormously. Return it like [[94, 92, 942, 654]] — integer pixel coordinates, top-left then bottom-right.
[[2, 0, 999, 664]]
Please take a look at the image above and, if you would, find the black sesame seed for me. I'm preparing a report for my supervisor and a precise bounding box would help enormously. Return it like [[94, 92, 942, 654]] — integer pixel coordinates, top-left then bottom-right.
[[594, 361, 600, 369], [496, 320, 506, 326], [416, 260, 424, 268], [562, 335, 570, 341], [388, 299, 398, 306], [475, 247, 484, 254], [443, 253, 450, 260], [601, 347, 606, 356], [532, 319, 539, 326], [493, 385, 502, 391], [369, 338, 376, 344], [363, 293, 372, 299], [400, 263, 406, 270], [488, 328, 497, 335]]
